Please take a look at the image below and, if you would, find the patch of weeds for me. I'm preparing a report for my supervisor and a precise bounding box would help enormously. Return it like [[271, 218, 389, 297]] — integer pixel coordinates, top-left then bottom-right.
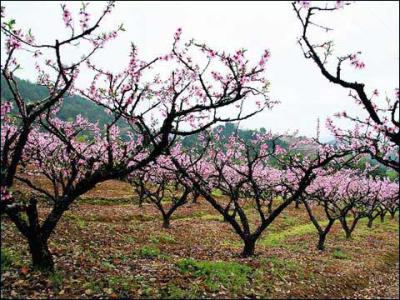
[[131, 214, 155, 222], [283, 240, 308, 252], [163, 284, 187, 299], [64, 213, 87, 228], [211, 189, 223, 197], [200, 214, 223, 222], [260, 222, 323, 247], [281, 214, 298, 227], [379, 251, 399, 269], [48, 271, 64, 289], [149, 234, 176, 244], [90, 214, 136, 223], [176, 258, 251, 292], [260, 233, 283, 247], [107, 275, 137, 294], [1, 247, 22, 269], [82, 280, 103, 294], [161, 197, 172, 204], [379, 219, 399, 231], [125, 236, 136, 244], [332, 248, 348, 260], [1, 248, 14, 269], [161, 283, 200, 299], [141, 285, 155, 297], [260, 256, 300, 280], [136, 246, 161, 259], [355, 218, 399, 242], [252, 268, 274, 297], [191, 211, 209, 218], [220, 239, 241, 248], [178, 211, 222, 222], [76, 218, 86, 229], [79, 197, 132, 206], [101, 261, 117, 271]]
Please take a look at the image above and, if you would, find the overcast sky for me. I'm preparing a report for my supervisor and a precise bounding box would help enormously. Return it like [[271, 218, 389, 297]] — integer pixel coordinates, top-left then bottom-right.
[[2, 1, 399, 140]]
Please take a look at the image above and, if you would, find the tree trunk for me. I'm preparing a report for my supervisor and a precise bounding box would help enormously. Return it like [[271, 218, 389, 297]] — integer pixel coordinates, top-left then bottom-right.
[[317, 233, 327, 251], [367, 217, 373, 228], [339, 217, 353, 239], [162, 217, 170, 229], [241, 239, 255, 257], [192, 192, 199, 204], [380, 212, 385, 223], [390, 211, 396, 219], [28, 235, 54, 272], [267, 202, 272, 215], [295, 199, 300, 209]]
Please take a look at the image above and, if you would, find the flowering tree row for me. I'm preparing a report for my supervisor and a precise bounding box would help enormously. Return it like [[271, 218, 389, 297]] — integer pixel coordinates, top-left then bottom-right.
[[303, 168, 398, 250], [127, 132, 398, 256]]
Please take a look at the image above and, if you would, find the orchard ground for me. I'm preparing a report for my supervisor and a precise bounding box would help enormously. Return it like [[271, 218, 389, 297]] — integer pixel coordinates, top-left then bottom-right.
[[1, 179, 399, 299]]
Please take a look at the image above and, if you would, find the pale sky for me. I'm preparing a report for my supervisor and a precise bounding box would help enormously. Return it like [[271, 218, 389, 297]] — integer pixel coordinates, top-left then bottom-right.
[[1, 1, 399, 140]]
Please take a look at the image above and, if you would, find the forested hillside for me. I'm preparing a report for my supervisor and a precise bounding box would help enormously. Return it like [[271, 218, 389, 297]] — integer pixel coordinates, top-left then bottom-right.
[[1, 75, 120, 128]]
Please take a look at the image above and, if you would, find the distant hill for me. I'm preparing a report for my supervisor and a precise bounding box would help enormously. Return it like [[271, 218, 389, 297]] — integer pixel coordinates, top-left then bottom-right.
[[1, 75, 126, 129], [181, 122, 289, 151]]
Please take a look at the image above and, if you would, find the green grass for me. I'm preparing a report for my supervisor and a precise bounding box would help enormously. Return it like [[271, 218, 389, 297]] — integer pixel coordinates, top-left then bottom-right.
[[136, 246, 161, 259], [79, 197, 133, 206], [260, 221, 328, 247], [222, 219, 328, 250], [161, 284, 200, 299], [352, 217, 398, 241], [220, 239, 241, 248], [332, 248, 349, 260], [106, 275, 137, 293], [82, 275, 138, 297], [178, 211, 223, 222], [260, 256, 303, 280], [281, 214, 299, 227], [101, 261, 117, 271], [1, 248, 14, 270], [48, 271, 65, 289], [176, 258, 252, 292], [149, 233, 176, 244], [211, 189, 223, 197], [0, 247, 23, 269], [199, 214, 223, 221]]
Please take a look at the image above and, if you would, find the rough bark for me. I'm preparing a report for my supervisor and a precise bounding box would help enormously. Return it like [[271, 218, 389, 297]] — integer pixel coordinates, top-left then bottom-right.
[[317, 233, 327, 251], [241, 238, 256, 257], [28, 235, 54, 272], [162, 216, 170, 229], [367, 217, 374, 228]]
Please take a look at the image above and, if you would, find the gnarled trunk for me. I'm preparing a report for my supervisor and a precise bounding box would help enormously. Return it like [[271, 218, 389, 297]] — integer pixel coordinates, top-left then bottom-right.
[[162, 216, 170, 229], [28, 235, 54, 272], [294, 199, 300, 209], [317, 233, 327, 251], [241, 238, 255, 257], [380, 212, 385, 223], [367, 217, 374, 228]]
